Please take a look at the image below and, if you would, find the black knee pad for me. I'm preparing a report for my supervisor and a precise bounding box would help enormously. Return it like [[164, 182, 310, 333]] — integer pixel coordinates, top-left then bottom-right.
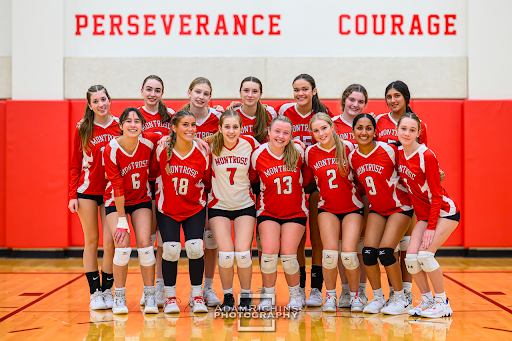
[[378, 247, 397, 266], [362, 247, 378, 266]]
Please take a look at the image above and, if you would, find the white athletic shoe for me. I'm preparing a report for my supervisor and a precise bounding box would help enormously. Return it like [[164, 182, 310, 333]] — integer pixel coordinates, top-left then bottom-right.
[[338, 291, 351, 308], [156, 286, 166, 308], [112, 289, 128, 315], [190, 295, 208, 313], [306, 288, 323, 307], [408, 299, 434, 316], [405, 290, 414, 307], [350, 294, 365, 312], [102, 289, 113, 309], [300, 287, 306, 307], [322, 292, 337, 312], [381, 293, 411, 315], [358, 290, 368, 306], [90, 289, 107, 310], [257, 297, 275, 312], [140, 291, 145, 306], [287, 294, 303, 311], [421, 298, 453, 318], [143, 287, 159, 314], [363, 296, 386, 314], [163, 297, 180, 314], [384, 290, 395, 307], [203, 287, 221, 307]]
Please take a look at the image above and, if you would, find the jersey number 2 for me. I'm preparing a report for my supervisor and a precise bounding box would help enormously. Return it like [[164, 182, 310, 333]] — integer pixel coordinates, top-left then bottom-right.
[[326, 169, 338, 189], [274, 176, 292, 195]]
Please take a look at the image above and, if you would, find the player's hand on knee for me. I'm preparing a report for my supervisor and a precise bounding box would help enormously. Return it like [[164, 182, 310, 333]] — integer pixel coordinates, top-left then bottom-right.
[[68, 199, 78, 213], [421, 229, 435, 250], [115, 217, 130, 244]]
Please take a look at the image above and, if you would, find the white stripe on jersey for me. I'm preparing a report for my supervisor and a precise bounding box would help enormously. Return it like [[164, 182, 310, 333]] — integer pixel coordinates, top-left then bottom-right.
[[77, 152, 93, 193]]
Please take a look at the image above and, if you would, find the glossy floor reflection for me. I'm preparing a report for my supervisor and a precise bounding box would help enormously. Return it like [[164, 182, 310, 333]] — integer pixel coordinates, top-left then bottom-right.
[[0, 257, 511, 340]]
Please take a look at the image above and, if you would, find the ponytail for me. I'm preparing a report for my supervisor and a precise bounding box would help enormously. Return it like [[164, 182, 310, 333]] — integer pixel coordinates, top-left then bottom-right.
[[79, 85, 111, 152], [253, 101, 270, 143]]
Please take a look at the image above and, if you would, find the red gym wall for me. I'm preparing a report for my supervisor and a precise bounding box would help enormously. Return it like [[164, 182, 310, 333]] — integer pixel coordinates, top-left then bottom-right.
[[0, 99, 509, 249]]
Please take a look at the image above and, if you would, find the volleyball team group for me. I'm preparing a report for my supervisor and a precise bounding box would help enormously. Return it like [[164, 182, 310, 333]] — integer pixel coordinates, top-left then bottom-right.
[[69, 74, 460, 320]]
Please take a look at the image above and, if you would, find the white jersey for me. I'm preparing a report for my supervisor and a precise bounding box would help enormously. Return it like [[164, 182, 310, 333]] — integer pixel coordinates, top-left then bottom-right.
[[208, 135, 260, 211]]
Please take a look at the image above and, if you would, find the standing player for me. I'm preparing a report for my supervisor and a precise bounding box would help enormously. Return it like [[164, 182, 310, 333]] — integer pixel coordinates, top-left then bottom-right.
[[69, 85, 119, 310], [375, 80, 428, 306], [181, 77, 223, 306], [397, 113, 459, 318], [348, 114, 413, 315], [103, 108, 162, 315], [154, 110, 211, 314], [332, 84, 370, 309], [277, 74, 332, 307], [252, 116, 308, 311], [206, 110, 259, 312], [304, 113, 364, 312]]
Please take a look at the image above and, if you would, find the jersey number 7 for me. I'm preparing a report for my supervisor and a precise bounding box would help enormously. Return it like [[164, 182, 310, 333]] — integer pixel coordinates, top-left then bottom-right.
[[227, 167, 237, 185]]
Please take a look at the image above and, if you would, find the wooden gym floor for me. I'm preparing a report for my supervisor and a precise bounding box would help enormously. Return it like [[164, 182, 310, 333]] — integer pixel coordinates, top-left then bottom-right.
[[0, 257, 511, 340]]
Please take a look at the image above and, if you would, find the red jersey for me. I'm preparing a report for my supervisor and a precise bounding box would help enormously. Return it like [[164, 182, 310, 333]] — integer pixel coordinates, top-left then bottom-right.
[[196, 108, 222, 140], [398, 145, 459, 230], [155, 141, 211, 222], [376, 112, 428, 145], [103, 133, 160, 207], [235, 105, 277, 140], [69, 117, 121, 199], [277, 103, 334, 147], [251, 143, 308, 219], [348, 142, 412, 216], [332, 115, 356, 144], [304, 141, 363, 214], [139, 106, 176, 181]]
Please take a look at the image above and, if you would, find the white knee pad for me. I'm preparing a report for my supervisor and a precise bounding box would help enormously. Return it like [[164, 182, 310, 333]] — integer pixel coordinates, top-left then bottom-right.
[[280, 254, 300, 275], [394, 244, 400, 253], [341, 251, 359, 270], [260, 253, 278, 274], [203, 230, 218, 249], [322, 249, 339, 269], [150, 233, 157, 247], [256, 234, 262, 252], [405, 254, 422, 274], [400, 236, 411, 252], [417, 251, 440, 272], [162, 241, 181, 262], [218, 251, 235, 268], [138, 246, 156, 267], [113, 247, 131, 267], [338, 240, 342, 254], [235, 250, 252, 268], [185, 239, 204, 259], [157, 230, 163, 247], [357, 238, 365, 255]]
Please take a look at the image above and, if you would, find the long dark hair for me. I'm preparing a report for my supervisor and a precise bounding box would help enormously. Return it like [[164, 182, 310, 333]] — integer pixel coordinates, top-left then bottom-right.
[[142, 75, 172, 123], [119, 107, 146, 135], [385, 80, 412, 113], [79, 85, 111, 152], [293, 74, 327, 114], [165, 110, 196, 175]]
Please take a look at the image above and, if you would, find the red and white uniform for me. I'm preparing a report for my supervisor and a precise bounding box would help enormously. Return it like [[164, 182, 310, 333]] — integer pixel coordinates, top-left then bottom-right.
[[251, 143, 308, 219], [195, 107, 222, 140], [208, 135, 260, 210], [103, 133, 160, 207], [304, 141, 363, 214], [398, 145, 459, 230], [332, 115, 356, 144], [376, 112, 428, 145], [155, 141, 211, 222], [69, 117, 121, 199], [348, 141, 412, 216], [235, 105, 277, 140], [139, 106, 176, 181], [277, 103, 334, 147]]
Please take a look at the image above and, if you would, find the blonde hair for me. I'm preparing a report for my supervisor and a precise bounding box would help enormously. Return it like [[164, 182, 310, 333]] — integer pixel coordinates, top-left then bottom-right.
[[181, 77, 212, 111], [206, 110, 242, 156], [269, 116, 300, 171], [309, 113, 349, 177], [165, 110, 196, 175]]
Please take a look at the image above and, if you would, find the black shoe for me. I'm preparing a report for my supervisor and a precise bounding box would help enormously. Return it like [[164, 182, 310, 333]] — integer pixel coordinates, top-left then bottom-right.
[[238, 294, 253, 312], [220, 293, 235, 312]]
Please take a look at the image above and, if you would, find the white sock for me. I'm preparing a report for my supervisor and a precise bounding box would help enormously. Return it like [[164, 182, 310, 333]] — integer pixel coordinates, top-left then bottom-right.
[[191, 285, 202, 298], [144, 285, 155, 290], [435, 292, 447, 301], [115, 287, 126, 292], [373, 288, 384, 298], [156, 278, 164, 288], [395, 289, 404, 297], [403, 282, 412, 292], [341, 283, 350, 293], [204, 277, 214, 289], [326, 289, 336, 297], [422, 291, 434, 302], [241, 288, 251, 294], [350, 291, 358, 299], [264, 286, 276, 295], [289, 284, 300, 297], [223, 288, 233, 295], [165, 285, 176, 298]]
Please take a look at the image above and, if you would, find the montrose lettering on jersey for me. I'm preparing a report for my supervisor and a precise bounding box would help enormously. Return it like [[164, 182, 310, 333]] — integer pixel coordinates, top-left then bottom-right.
[[293, 124, 310, 133], [263, 165, 298, 177], [196, 131, 214, 139], [144, 120, 171, 131], [90, 134, 116, 146], [398, 165, 416, 180], [356, 164, 384, 177], [313, 158, 337, 171], [215, 156, 248, 166], [169, 165, 199, 178], [121, 160, 149, 176], [241, 126, 253, 134], [338, 132, 355, 140], [378, 129, 397, 138]]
